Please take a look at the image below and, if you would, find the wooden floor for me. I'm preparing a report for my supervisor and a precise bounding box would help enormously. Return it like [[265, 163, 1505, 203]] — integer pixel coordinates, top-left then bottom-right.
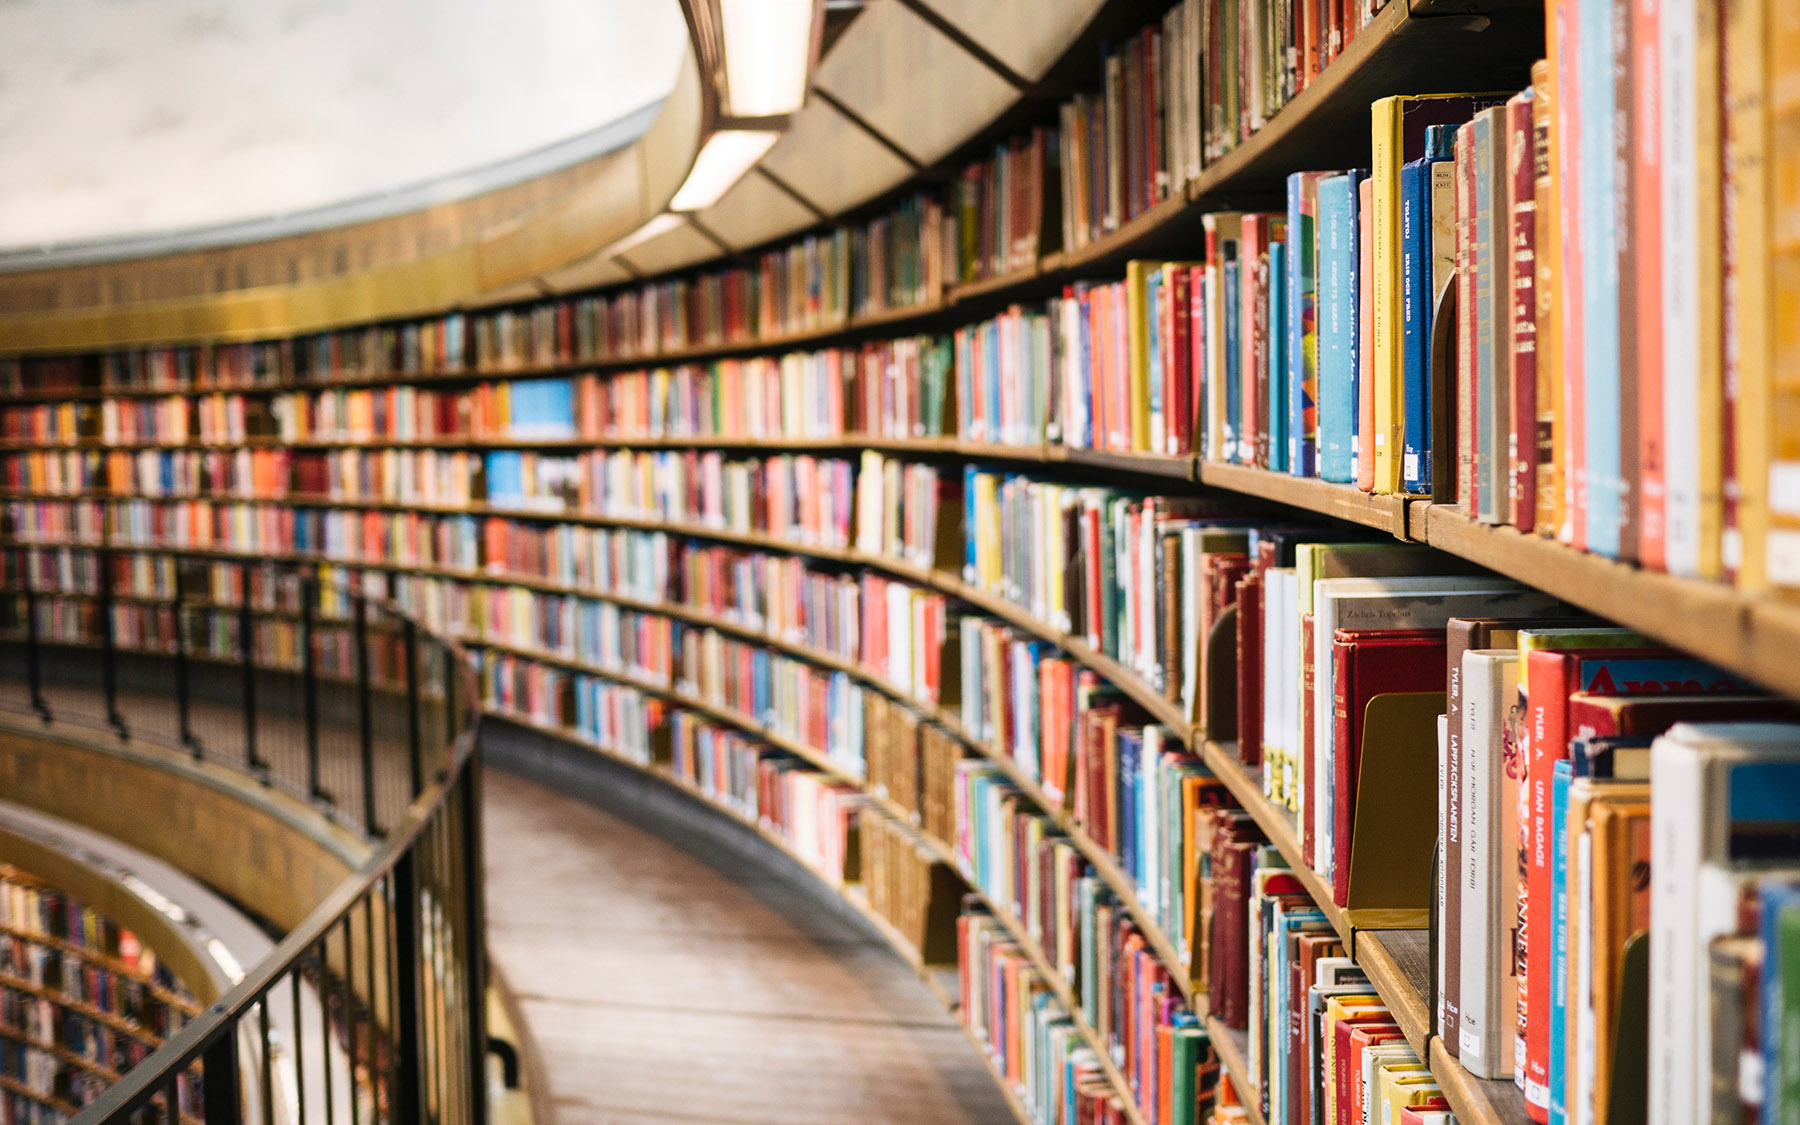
[[481, 765, 1017, 1125]]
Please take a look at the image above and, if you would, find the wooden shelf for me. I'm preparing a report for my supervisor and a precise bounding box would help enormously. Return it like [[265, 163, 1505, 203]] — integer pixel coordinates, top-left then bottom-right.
[[0, 970, 169, 1045], [0, 920, 200, 1015], [0, 1022, 124, 1083], [1359, 931, 1534, 1125], [1196, 462, 1413, 536]]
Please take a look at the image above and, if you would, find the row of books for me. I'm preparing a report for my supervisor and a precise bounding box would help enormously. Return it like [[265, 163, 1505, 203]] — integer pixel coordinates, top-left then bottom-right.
[[0, 866, 197, 1116], [863, 691, 961, 849]]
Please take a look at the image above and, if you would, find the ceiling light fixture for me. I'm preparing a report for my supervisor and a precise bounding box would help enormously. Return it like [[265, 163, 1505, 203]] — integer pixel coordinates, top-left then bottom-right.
[[719, 0, 817, 117], [668, 129, 780, 211]]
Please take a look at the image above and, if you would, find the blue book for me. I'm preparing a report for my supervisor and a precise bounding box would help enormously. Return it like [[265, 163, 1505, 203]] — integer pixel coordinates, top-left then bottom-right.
[[1579, 0, 1622, 555], [1401, 125, 1457, 495], [507, 378, 576, 438], [484, 451, 521, 505], [1286, 174, 1306, 476], [1268, 241, 1288, 474], [1119, 729, 1140, 881], [962, 464, 979, 579], [1316, 172, 1363, 482], [1223, 256, 1242, 464], [1547, 760, 1573, 1125]]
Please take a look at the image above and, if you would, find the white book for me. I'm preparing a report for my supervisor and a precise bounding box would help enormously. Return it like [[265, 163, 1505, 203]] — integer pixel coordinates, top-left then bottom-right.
[[1309, 577, 1558, 881], [1459, 648, 1519, 1078], [1436, 709, 1451, 1045], [1659, 0, 1701, 577], [1649, 722, 1800, 1125]]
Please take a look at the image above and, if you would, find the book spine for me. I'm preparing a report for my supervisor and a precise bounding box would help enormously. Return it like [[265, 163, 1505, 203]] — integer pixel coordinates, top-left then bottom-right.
[[1472, 112, 1500, 523], [1557, 0, 1588, 550], [1319, 178, 1356, 483], [1370, 97, 1403, 494], [1579, 0, 1621, 561], [1632, 0, 1666, 570], [1400, 158, 1432, 494], [1457, 128, 1479, 512], [1509, 92, 1540, 531], [1533, 59, 1562, 537], [1758, 3, 1800, 589], [1357, 177, 1376, 492], [1460, 650, 1519, 1079]]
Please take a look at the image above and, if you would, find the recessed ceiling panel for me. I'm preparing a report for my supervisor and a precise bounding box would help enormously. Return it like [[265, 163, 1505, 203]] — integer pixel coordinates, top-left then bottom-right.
[[696, 172, 817, 255], [615, 219, 720, 278], [811, 3, 1016, 169], [0, 0, 689, 254], [922, 0, 1108, 81], [758, 101, 913, 218]]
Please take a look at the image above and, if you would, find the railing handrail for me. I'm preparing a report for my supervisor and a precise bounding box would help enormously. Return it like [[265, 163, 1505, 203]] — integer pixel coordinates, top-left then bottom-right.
[[68, 720, 479, 1123], [1, 548, 486, 1125]]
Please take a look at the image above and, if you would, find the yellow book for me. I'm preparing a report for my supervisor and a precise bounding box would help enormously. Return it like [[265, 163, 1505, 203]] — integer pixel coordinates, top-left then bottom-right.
[[1382, 1072, 1444, 1125], [1371, 93, 1509, 495], [1321, 995, 1385, 1125], [1726, 0, 1772, 587], [1760, 1, 1800, 591], [1126, 260, 1154, 452]]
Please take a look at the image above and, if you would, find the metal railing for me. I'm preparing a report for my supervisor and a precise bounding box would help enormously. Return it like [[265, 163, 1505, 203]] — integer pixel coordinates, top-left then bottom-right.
[[0, 543, 485, 1125]]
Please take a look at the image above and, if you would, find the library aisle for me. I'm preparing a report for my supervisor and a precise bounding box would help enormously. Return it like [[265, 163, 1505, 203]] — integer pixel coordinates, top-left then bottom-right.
[[481, 763, 1017, 1125]]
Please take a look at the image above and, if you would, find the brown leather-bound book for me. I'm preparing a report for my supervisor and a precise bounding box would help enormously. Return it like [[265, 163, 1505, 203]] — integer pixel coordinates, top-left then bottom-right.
[[1208, 813, 1264, 1029], [1330, 628, 1447, 905], [1160, 530, 1184, 701], [1236, 571, 1264, 766]]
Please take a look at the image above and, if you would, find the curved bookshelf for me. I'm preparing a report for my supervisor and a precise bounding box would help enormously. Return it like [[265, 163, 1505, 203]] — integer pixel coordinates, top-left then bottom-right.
[[2, 0, 1763, 1120]]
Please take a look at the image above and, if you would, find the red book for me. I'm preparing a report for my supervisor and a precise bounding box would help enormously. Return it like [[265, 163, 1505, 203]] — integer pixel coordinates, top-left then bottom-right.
[[1334, 1018, 1402, 1120], [1565, 691, 1797, 738], [1235, 571, 1264, 766], [1207, 818, 1263, 1028], [1631, 0, 1665, 569], [1330, 628, 1447, 905], [1507, 91, 1539, 530], [1169, 266, 1194, 455]]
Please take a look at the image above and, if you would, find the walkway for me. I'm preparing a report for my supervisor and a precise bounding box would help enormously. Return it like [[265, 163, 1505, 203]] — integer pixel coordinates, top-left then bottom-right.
[[482, 758, 1015, 1124]]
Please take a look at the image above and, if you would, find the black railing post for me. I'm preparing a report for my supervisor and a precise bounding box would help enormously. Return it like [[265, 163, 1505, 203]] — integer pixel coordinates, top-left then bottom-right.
[[460, 758, 489, 1125], [173, 590, 201, 757], [98, 544, 128, 741], [202, 1031, 244, 1124], [391, 849, 425, 1125], [355, 592, 378, 835], [404, 618, 424, 800], [303, 569, 327, 804], [20, 549, 51, 725], [240, 573, 266, 780]]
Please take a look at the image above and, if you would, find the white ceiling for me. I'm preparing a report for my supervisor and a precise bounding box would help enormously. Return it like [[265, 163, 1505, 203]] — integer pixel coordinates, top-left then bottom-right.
[[0, 0, 689, 254]]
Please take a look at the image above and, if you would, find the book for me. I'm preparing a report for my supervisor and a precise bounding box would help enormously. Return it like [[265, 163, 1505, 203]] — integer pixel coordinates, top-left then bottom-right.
[[1316, 172, 1364, 485], [1460, 647, 1522, 1078]]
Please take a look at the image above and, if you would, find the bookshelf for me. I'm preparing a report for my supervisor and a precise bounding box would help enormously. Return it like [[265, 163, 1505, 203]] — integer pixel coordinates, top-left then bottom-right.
[[7, 0, 1791, 1119]]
